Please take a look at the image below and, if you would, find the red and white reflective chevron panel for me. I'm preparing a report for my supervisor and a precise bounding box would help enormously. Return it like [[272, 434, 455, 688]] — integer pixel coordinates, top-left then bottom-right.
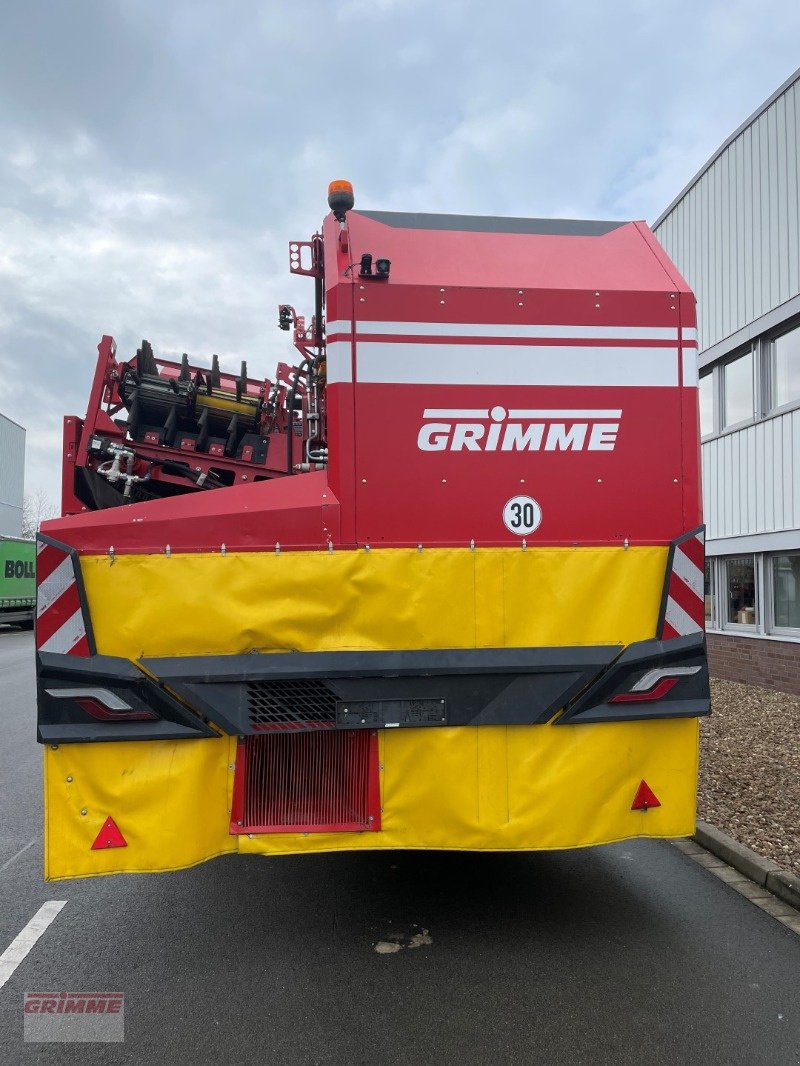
[[661, 530, 705, 640], [36, 540, 91, 657]]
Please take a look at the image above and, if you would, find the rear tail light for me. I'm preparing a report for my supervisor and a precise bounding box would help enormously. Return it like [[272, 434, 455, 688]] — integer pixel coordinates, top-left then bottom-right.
[[609, 665, 701, 704], [556, 631, 709, 724], [45, 687, 157, 721]]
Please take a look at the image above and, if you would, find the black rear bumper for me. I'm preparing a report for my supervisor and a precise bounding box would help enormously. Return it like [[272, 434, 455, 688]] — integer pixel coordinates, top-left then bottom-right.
[[37, 635, 710, 743]]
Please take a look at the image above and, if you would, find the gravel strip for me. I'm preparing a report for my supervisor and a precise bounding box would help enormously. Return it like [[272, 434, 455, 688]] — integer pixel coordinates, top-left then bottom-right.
[[699, 679, 800, 877]]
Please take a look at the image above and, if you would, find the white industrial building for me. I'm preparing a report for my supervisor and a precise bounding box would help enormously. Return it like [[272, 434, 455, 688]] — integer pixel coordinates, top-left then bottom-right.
[[654, 68, 800, 693], [0, 412, 26, 538]]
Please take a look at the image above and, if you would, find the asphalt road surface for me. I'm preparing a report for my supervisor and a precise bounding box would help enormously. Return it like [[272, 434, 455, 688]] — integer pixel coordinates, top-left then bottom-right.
[[1, 626, 799, 1065]]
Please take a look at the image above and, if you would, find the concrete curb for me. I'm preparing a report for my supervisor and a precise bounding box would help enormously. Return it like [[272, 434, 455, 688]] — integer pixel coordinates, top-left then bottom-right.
[[694, 820, 800, 912]]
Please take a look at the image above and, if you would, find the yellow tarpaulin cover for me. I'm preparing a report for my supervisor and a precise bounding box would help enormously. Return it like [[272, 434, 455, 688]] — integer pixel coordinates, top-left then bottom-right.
[[44, 546, 699, 879]]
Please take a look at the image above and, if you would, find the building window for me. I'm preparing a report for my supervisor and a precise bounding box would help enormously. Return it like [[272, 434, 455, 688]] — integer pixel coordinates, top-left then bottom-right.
[[771, 326, 800, 410], [699, 372, 714, 437], [724, 555, 757, 626], [704, 559, 714, 626], [722, 351, 754, 428], [770, 553, 800, 631]]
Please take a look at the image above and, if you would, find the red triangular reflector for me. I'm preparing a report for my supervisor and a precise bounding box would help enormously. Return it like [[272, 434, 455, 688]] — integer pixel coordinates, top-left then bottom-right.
[[91, 816, 127, 850], [631, 780, 661, 811]]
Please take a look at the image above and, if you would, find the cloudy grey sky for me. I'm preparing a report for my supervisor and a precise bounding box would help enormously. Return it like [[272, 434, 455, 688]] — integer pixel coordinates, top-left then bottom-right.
[[2, 0, 799, 505]]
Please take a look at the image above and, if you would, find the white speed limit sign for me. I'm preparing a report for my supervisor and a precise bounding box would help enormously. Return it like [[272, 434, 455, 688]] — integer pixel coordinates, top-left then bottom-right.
[[502, 495, 542, 535]]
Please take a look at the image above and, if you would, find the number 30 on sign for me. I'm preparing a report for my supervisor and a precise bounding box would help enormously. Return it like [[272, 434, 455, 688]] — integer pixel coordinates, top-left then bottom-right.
[[502, 495, 542, 536]]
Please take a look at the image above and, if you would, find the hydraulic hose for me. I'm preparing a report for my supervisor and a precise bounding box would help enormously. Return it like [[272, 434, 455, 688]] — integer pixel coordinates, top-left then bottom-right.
[[285, 358, 311, 474]]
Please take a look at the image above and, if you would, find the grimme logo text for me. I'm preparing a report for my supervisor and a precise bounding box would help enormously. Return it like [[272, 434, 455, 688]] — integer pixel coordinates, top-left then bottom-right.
[[417, 406, 622, 452]]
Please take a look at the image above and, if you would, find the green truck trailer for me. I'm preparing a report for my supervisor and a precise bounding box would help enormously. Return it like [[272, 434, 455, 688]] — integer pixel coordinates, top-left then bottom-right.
[[0, 536, 35, 628]]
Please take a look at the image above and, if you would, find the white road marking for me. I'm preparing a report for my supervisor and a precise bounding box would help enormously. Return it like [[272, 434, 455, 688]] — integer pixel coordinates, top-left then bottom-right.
[[0, 901, 67, 991], [0, 838, 38, 873]]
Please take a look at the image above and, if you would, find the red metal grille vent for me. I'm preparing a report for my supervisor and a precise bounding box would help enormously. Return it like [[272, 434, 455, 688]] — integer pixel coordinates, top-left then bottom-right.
[[231, 730, 381, 834]]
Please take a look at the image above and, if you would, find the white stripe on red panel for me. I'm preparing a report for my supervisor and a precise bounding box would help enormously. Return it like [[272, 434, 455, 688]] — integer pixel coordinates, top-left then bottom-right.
[[661, 531, 705, 640], [423, 408, 491, 418], [422, 408, 624, 419], [681, 347, 699, 386], [664, 596, 702, 639], [508, 408, 623, 419], [327, 321, 679, 341], [345, 342, 678, 387], [326, 340, 352, 383], [39, 607, 88, 655], [671, 544, 704, 599], [36, 541, 90, 658], [36, 556, 75, 618]]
